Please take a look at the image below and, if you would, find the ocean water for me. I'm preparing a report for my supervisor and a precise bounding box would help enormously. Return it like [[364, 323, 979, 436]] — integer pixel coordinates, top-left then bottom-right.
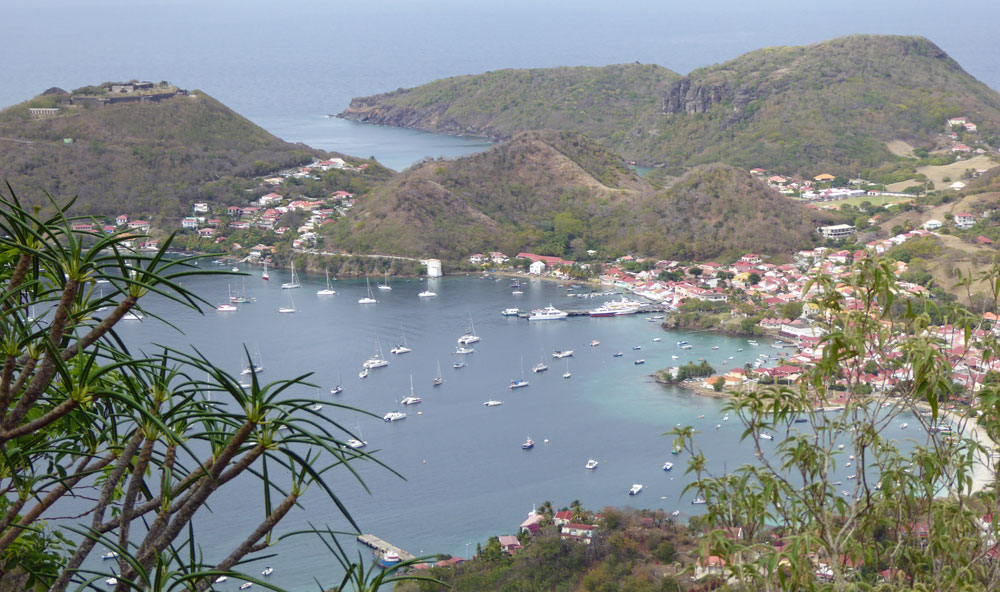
[[79, 269, 918, 590], [5, 1, 1000, 170]]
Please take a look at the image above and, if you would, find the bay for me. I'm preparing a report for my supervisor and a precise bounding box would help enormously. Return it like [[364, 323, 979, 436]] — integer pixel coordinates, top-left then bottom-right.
[[99, 268, 914, 590], [108, 270, 751, 589]]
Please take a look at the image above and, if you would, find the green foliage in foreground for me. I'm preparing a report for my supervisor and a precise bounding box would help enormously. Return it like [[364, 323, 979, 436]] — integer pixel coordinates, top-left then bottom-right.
[[670, 257, 1000, 590], [0, 187, 428, 592]]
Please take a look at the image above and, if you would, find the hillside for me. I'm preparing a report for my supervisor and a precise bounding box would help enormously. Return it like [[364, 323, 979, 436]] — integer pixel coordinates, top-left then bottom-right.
[[324, 130, 838, 261], [340, 63, 680, 147], [0, 82, 329, 219], [340, 35, 1000, 174]]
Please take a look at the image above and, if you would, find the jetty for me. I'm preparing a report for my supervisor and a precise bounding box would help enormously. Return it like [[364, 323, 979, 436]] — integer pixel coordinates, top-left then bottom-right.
[[356, 534, 415, 561]]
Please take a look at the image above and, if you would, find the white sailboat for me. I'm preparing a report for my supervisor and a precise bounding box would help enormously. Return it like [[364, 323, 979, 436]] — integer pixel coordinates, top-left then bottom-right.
[[358, 277, 377, 304], [509, 357, 529, 389], [281, 262, 300, 289], [563, 359, 571, 379], [377, 271, 392, 291], [363, 337, 389, 369], [346, 423, 367, 448], [390, 329, 412, 354], [278, 293, 296, 313], [261, 261, 269, 281], [457, 314, 480, 345], [433, 361, 444, 386], [400, 375, 422, 405], [331, 370, 343, 395], [317, 269, 336, 295]]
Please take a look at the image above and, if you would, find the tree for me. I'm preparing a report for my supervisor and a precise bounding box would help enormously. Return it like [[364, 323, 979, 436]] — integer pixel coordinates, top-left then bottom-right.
[[712, 377, 724, 392], [0, 189, 400, 591], [747, 272, 761, 285], [671, 256, 1000, 590]]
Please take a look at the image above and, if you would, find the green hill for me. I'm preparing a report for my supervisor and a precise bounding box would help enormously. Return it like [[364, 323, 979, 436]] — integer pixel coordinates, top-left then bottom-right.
[[0, 82, 328, 219], [323, 130, 838, 261], [339, 63, 679, 149], [340, 35, 1000, 174]]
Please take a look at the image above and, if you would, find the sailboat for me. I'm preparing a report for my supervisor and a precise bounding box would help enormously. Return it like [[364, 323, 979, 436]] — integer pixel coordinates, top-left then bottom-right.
[[317, 269, 336, 295], [346, 423, 367, 448], [218, 286, 238, 311], [457, 314, 480, 345], [331, 371, 343, 395], [433, 361, 444, 386], [400, 375, 422, 405], [509, 357, 529, 389], [278, 293, 296, 313], [532, 351, 548, 373], [358, 277, 377, 304], [231, 278, 254, 303], [240, 349, 265, 375], [281, 262, 300, 289], [262, 262, 269, 280], [563, 359, 571, 379], [390, 329, 412, 354], [362, 337, 389, 369], [377, 271, 392, 291]]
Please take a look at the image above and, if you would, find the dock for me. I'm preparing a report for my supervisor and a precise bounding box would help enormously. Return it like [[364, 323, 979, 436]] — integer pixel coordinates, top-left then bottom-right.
[[356, 534, 415, 561]]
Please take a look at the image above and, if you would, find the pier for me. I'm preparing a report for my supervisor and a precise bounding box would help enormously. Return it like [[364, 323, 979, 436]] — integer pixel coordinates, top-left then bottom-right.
[[356, 534, 415, 561]]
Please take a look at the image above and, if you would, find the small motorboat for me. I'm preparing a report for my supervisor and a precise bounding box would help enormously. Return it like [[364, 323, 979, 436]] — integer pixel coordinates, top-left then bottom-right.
[[240, 583, 252, 590], [261, 567, 274, 577], [671, 510, 680, 517], [629, 483, 643, 496], [662, 462, 673, 471], [634, 359, 645, 365], [671, 445, 682, 455], [585, 459, 599, 470], [653, 337, 662, 342], [453, 361, 466, 369], [522, 437, 534, 450], [552, 349, 574, 358], [308, 404, 323, 412], [590, 340, 600, 347], [672, 355, 679, 359], [613, 352, 623, 357], [900, 423, 909, 429], [691, 497, 706, 505], [359, 368, 369, 379], [760, 432, 774, 440], [484, 400, 503, 407], [532, 362, 549, 373], [214, 576, 228, 583], [101, 551, 119, 560], [632, 345, 642, 350], [106, 578, 118, 586], [331, 384, 343, 395]]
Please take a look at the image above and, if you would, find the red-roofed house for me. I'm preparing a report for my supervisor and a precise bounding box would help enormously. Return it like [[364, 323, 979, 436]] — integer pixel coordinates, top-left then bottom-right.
[[497, 535, 522, 555], [553, 511, 573, 527], [952, 144, 972, 153]]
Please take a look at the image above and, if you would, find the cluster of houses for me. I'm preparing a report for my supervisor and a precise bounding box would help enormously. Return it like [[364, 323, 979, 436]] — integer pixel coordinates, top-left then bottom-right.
[[175, 159, 365, 249]]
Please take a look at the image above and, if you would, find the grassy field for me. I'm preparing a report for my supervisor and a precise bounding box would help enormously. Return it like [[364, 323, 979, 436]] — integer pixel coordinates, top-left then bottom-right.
[[888, 154, 999, 192], [812, 194, 914, 209]]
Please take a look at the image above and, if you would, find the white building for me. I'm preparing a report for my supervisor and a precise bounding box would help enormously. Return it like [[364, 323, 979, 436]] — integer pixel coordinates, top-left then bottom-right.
[[923, 219, 942, 231], [818, 224, 856, 240], [529, 260, 546, 275], [424, 259, 442, 278]]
